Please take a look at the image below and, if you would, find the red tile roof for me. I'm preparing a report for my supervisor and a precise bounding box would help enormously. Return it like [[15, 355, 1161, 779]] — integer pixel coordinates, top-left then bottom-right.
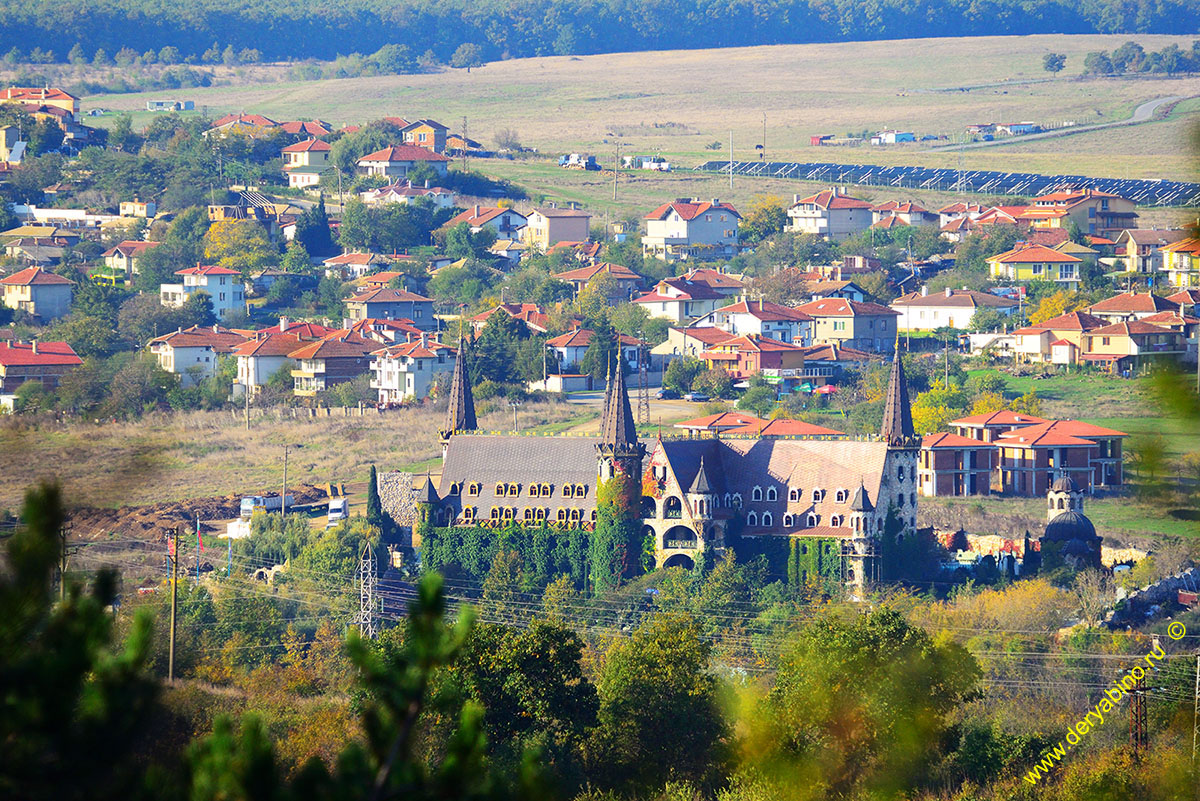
[[713, 299, 811, 321], [1012, 419, 1128, 439], [553, 261, 641, 284], [210, 112, 277, 129], [149, 325, 247, 352], [231, 333, 305, 357], [674, 411, 764, 431], [1088, 320, 1176, 337], [892, 289, 1018, 309], [989, 243, 1082, 264], [797, 343, 873, 362], [347, 287, 433, 303], [1029, 310, 1106, 331], [871, 200, 928, 214], [324, 252, 386, 266], [0, 266, 72, 285], [346, 317, 423, 338], [174, 264, 240, 277], [1086, 291, 1180, 315], [1139, 311, 1200, 327], [278, 120, 331, 136], [445, 206, 523, 228], [372, 338, 456, 359], [2, 87, 77, 105], [792, 298, 898, 317], [673, 326, 738, 345], [358, 145, 449, 163], [1166, 289, 1200, 305], [791, 190, 872, 210], [0, 340, 81, 367], [546, 329, 645, 348], [727, 418, 845, 437], [281, 138, 331, 153], [644, 199, 741, 221], [706, 334, 804, 354], [950, 410, 1049, 427], [681, 268, 744, 290], [922, 432, 998, 449], [101, 240, 161, 258], [996, 428, 1096, 448], [287, 330, 376, 360]]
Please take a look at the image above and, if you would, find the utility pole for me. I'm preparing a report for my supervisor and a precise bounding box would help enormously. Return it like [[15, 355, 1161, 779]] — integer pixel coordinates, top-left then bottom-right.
[[1193, 650, 1199, 765], [356, 542, 378, 640], [244, 379, 250, 431], [637, 342, 650, 425], [613, 138, 621, 202], [58, 522, 73, 601], [461, 115, 469, 173], [1130, 673, 1148, 760], [728, 130, 733, 191], [168, 530, 179, 684], [509, 400, 523, 432]]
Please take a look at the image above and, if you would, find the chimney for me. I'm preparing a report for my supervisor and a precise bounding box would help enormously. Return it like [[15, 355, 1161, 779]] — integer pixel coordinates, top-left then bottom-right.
[[212, 324, 219, 332], [945, 287, 952, 298], [711, 198, 720, 206], [473, 204, 480, 218], [836, 265, 843, 281], [921, 285, 928, 296], [30, 340, 37, 354], [420, 332, 428, 348], [279, 316, 288, 332], [794, 194, 801, 203]]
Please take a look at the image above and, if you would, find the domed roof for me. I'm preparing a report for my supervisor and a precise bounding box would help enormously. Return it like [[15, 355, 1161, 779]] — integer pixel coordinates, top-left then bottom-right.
[[1050, 476, 1079, 493], [1043, 510, 1097, 542]]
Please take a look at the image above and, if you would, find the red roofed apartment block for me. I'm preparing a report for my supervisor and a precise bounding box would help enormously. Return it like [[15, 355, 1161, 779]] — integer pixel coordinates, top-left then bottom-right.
[[0, 265, 73, 321], [642, 198, 741, 262], [160, 264, 245, 321]]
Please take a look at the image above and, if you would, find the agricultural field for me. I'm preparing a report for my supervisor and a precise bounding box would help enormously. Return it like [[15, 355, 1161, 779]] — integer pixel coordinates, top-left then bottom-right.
[[88, 33, 1200, 188]]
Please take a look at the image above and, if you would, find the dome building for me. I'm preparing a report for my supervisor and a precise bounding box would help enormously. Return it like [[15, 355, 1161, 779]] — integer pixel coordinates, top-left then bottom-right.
[[1038, 476, 1103, 571]]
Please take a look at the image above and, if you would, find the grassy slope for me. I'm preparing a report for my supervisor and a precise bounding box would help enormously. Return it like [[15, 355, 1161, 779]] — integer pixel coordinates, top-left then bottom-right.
[[88, 33, 1200, 187]]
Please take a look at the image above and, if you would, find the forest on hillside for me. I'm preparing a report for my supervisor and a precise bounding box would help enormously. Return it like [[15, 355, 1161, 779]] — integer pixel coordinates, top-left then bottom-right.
[[2, 0, 1199, 67]]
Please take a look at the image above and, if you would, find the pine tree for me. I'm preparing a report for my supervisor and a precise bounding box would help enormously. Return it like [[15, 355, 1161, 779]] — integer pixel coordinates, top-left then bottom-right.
[[367, 464, 382, 530]]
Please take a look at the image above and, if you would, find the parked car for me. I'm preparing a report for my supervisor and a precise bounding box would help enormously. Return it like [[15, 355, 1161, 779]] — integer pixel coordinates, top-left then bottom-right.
[[683, 392, 709, 402], [655, 388, 680, 399]]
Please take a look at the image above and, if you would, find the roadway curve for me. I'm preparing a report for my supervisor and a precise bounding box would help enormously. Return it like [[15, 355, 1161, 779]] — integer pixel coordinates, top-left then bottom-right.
[[932, 95, 1191, 152]]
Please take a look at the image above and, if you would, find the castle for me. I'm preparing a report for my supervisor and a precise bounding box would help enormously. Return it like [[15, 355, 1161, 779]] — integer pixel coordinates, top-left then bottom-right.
[[423, 337, 919, 589]]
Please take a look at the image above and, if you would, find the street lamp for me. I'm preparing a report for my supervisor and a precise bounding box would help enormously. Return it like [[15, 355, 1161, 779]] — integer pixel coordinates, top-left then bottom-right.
[[508, 400, 523, 432]]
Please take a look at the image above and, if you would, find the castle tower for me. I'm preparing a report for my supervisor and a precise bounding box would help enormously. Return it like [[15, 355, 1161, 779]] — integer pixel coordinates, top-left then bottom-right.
[[849, 482, 874, 535], [686, 456, 715, 520], [1046, 475, 1083, 523], [439, 334, 476, 459], [879, 345, 919, 534], [596, 339, 645, 483]]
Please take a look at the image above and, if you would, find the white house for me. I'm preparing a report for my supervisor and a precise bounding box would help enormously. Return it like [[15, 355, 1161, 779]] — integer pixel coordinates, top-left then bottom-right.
[[355, 145, 449, 179], [443, 205, 528, 237], [632, 277, 728, 322], [642, 198, 740, 262], [690, 299, 813, 345], [148, 325, 247, 386], [891, 287, 1019, 332], [0, 266, 73, 321], [159, 265, 245, 320], [230, 332, 306, 398], [786, 188, 873, 241], [369, 334, 457, 403], [546, 329, 647, 370], [360, 182, 455, 209]]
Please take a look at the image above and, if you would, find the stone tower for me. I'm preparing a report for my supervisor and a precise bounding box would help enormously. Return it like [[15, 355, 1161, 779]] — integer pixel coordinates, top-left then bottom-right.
[[439, 334, 477, 460], [1046, 475, 1084, 523], [879, 345, 919, 534], [596, 341, 645, 483]]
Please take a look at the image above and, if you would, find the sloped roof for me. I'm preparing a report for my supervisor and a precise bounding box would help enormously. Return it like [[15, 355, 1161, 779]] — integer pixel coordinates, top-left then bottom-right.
[[546, 329, 645, 348], [102, 240, 161, 258], [726, 418, 845, 437], [372, 338, 456, 359], [1029, 310, 1106, 331], [871, 200, 929, 214], [891, 289, 1017, 309], [281, 138, 331, 153], [0, 340, 81, 367], [1166, 289, 1200, 305], [1010, 419, 1128, 440], [210, 112, 277, 129], [279, 120, 332, 136], [714, 299, 812, 322], [1086, 291, 1180, 315], [358, 145, 449, 163], [445, 206, 525, 228], [174, 264, 240, 277], [553, 261, 641, 284], [634, 277, 725, 303], [951, 410, 1049, 428], [231, 333, 306, 357], [989, 244, 1083, 264], [674, 411, 766, 431], [644, 199, 741, 221], [287, 330, 376, 360], [149, 325, 247, 352], [0, 266, 72, 285], [347, 287, 433, 304], [1088, 320, 1176, 337], [791, 190, 872, 210], [793, 298, 898, 317], [922, 432, 997, 449], [682, 268, 744, 290], [673, 326, 738, 346], [324, 252, 387, 266]]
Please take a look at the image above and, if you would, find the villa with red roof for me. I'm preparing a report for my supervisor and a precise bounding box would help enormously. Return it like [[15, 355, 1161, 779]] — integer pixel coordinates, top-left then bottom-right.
[[322, 252, 391, 280], [278, 120, 332, 137], [101, 240, 160, 282], [205, 113, 278, 138], [159, 264, 244, 320], [361, 183, 455, 209], [987, 243, 1084, 289], [0, 265, 73, 321], [1158, 237, 1200, 289], [370, 333, 457, 402], [2, 87, 78, 115], [1084, 291, 1181, 323], [0, 340, 81, 399], [674, 411, 766, 436], [642, 198, 741, 262], [288, 330, 377, 396], [148, 325, 248, 386], [870, 200, 937, 227], [691, 299, 813, 345], [547, 328, 647, 370], [355, 145, 449, 179], [651, 326, 737, 359], [444, 205, 527, 237], [632, 276, 727, 322], [343, 287, 435, 329], [785, 188, 873, 241], [553, 261, 643, 301], [469, 303, 560, 336], [231, 332, 308, 398], [891, 287, 1018, 332], [1018, 189, 1137, 236], [918, 433, 998, 497], [1011, 310, 1106, 364], [698, 333, 807, 379], [792, 298, 899, 352], [524, 208, 592, 249], [280, 138, 331, 188]]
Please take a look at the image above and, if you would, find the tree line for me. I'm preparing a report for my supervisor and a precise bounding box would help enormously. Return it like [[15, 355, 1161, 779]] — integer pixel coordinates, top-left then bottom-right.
[[0, 0, 1196, 66]]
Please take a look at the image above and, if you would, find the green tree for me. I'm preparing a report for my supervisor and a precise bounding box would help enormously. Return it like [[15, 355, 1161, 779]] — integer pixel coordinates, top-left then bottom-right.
[[367, 464, 383, 531], [1043, 52, 1066, 73], [664, 356, 701, 393], [579, 314, 618, 380], [0, 482, 156, 801], [450, 43, 484, 70], [737, 375, 777, 417], [588, 613, 728, 794], [739, 194, 788, 243], [294, 195, 335, 256], [203, 219, 277, 279], [590, 472, 640, 593], [693, 367, 734, 399], [67, 43, 86, 65]]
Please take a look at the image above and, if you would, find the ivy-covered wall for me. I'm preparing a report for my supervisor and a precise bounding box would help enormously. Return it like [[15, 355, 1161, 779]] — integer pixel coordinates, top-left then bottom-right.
[[734, 535, 842, 586], [421, 522, 591, 588]]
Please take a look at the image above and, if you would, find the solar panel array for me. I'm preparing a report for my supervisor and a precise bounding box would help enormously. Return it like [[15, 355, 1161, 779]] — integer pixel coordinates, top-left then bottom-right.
[[693, 161, 1200, 207]]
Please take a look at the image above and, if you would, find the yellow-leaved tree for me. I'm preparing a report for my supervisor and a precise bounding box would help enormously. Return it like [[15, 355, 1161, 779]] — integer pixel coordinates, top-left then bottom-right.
[[202, 219, 277, 278], [1028, 289, 1081, 325]]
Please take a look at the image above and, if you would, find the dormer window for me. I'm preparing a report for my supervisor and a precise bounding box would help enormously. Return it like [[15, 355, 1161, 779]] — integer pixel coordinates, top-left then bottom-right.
[[747, 511, 758, 526], [788, 488, 800, 502], [507, 482, 519, 496], [467, 482, 481, 497], [766, 487, 778, 501], [462, 507, 475, 523], [783, 513, 794, 527], [495, 483, 506, 497], [831, 515, 844, 527], [806, 513, 818, 527], [752, 486, 763, 501], [812, 488, 825, 502], [835, 489, 848, 504], [762, 511, 773, 527], [448, 483, 461, 496], [490, 506, 501, 520]]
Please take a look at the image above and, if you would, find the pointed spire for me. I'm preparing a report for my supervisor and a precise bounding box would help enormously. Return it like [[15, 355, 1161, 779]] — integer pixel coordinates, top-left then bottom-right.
[[441, 334, 476, 440], [599, 348, 614, 435], [850, 482, 873, 512], [598, 337, 641, 458], [881, 344, 914, 446], [416, 473, 439, 504], [688, 456, 713, 495]]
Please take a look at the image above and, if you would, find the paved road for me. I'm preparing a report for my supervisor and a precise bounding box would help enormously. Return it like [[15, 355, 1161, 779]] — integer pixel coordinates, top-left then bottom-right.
[[932, 95, 1190, 152]]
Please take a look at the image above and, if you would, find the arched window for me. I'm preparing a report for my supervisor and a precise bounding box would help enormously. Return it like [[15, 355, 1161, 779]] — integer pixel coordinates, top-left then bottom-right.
[[762, 511, 773, 527], [801, 543, 808, 555], [806, 513, 818, 527], [495, 483, 506, 497], [507, 483, 520, 496], [830, 514, 843, 527], [536, 507, 548, 521], [766, 487, 777, 501], [490, 506, 501, 520], [641, 496, 657, 518], [812, 488, 825, 502], [523, 508, 535, 522], [1057, 498, 1065, 509], [724, 493, 732, 507], [910, 493, 916, 508], [747, 511, 758, 527], [784, 513, 794, 527], [462, 507, 475, 523], [897, 465, 905, 480], [449, 483, 461, 496], [732, 493, 743, 508], [752, 486, 763, 501], [788, 488, 800, 501], [562, 485, 574, 499], [529, 485, 540, 498], [835, 489, 848, 504], [575, 484, 588, 497], [665, 497, 683, 519], [467, 482, 481, 497], [897, 493, 905, 508], [556, 509, 568, 523], [569, 508, 582, 523], [542, 483, 552, 497], [590, 510, 597, 522]]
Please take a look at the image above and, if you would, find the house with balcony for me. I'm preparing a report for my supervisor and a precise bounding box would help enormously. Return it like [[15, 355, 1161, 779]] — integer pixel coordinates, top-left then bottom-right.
[[370, 334, 456, 403], [791, 298, 899, 352], [1157, 237, 1200, 289], [651, 326, 736, 360], [642, 198, 740, 262], [892, 287, 1018, 332], [552, 261, 643, 301], [148, 325, 247, 387], [987, 244, 1084, 289], [100, 240, 160, 284], [918, 433, 997, 496], [632, 276, 727, 322], [950, 410, 1051, 443], [1080, 319, 1186, 373], [159, 264, 244, 320], [699, 334, 806, 380], [547, 329, 647, 370], [288, 330, 376, 397], [444, 205, 527, 238], [1113, 229, 1187, 274], [0, 265, 73, 321], [231, 332, 306, 398], [785, 189, 873, 241], [523, 207, 592, 249], [1010, 310, 1106, 364], [355, 145, 449, 179], [1017, 189, 1138, 236], [0, 340, 81, 402], [1084, 291, 1181, 323], [691, 299, 813, 345], [870, 200, 937, 227], [344, 287, 435, 329], [994, 427, 1097, 496], [280, 138, 331, 188]]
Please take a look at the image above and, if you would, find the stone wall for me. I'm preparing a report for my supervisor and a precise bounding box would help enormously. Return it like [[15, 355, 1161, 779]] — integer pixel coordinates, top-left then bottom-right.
[[1110, 567, 1200, 626], [379, 471, 420, 547]]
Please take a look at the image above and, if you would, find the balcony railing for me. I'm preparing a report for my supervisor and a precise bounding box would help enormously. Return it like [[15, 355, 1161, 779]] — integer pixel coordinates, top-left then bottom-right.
[[666, 539, 698, 550]]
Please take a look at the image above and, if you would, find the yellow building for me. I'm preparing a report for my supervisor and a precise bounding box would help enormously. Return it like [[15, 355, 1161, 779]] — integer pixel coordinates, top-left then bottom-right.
[[1158, 237, 1200, 289], [1, 87, 78, 115], [1017, 189, 1138, 237], [987, 244, 1083, 289]]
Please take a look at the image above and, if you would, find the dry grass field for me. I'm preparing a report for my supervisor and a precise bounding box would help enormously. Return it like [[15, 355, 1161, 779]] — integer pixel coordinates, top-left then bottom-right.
[[91, 33, 1200, 182], [0, 398, 586, 511]]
